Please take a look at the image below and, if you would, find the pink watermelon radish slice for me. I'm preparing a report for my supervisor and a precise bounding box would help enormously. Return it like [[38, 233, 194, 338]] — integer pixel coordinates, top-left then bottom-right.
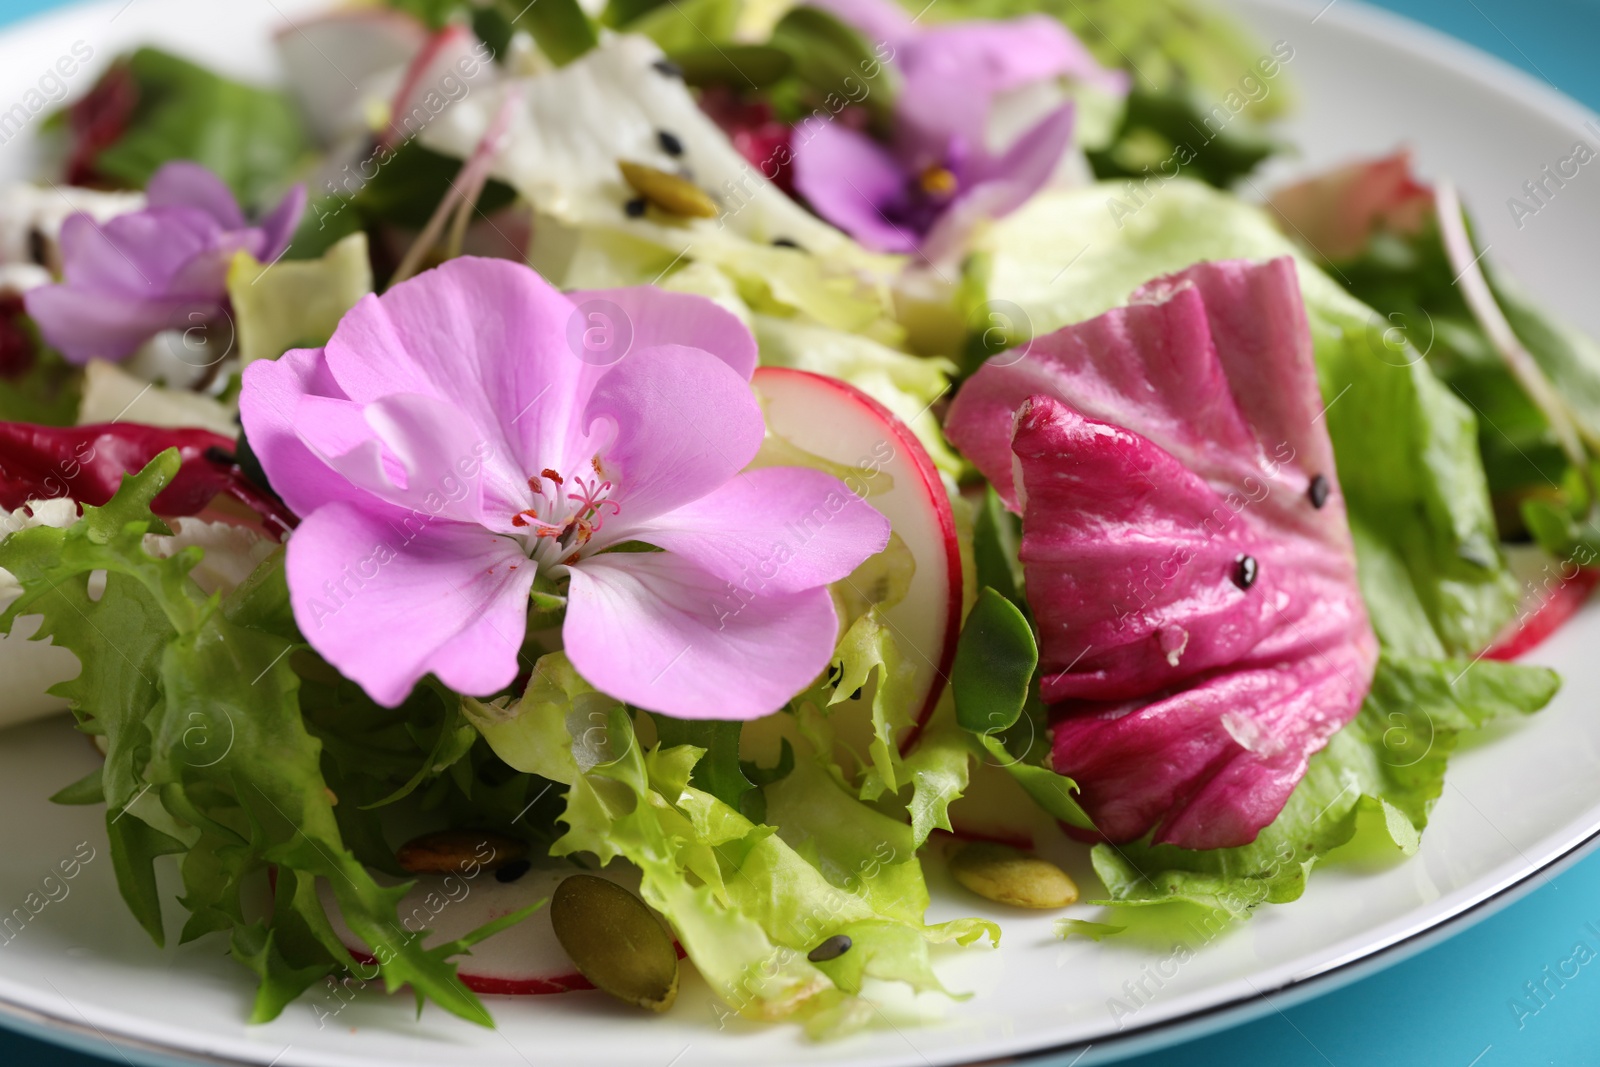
[[751, 366, 963, 745], [947, 257, 1379, 850], [312, 863, 670, 996]]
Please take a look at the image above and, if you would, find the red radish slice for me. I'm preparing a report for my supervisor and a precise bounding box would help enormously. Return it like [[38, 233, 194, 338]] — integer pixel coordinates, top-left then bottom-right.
[[750, 367, 962, 745], [942, 754, 1066, 851], [275, 9, 430, 146], [1485, 566, 1600, 661], [313, 864, 660, 996]]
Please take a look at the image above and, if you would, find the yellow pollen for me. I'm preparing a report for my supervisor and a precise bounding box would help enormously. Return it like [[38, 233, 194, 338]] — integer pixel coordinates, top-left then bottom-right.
[[919, 165, 958, 197]]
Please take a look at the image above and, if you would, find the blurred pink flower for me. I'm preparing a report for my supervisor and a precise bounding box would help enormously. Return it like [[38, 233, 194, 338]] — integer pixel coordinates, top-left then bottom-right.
[[792, 0, 1126, 257], [27, 161, 304, 363]]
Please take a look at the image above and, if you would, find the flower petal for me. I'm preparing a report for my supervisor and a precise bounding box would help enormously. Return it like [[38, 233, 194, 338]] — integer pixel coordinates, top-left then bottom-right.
[[564, 551, 839, 719], [609, 466, 890, 593], [146, 161, 248, 231], [240, 346, 380, 517], [344, 392, 528, 531], [320, 257, 597, 481], [921, 103, 1074, 262], [584, 343, 765, 524], [567, 285, 757, 381], [258, 183, 309, 261], [791, 120, 918, 254], [286, 501, 535, 707], [24, 284, 182, 364], [55, 208, 221, 297], [899, 16, 1123, 150]]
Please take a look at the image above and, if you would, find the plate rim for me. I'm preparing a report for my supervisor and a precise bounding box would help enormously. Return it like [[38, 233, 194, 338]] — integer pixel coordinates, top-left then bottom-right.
[[0, 0, 1597, 1064]]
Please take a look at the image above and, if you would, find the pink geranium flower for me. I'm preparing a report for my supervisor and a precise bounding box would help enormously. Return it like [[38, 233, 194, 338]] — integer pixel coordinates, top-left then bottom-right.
[[240, 257, 889, 717]]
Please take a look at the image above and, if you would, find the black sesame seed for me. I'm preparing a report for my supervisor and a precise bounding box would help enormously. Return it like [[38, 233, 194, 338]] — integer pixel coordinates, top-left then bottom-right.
[[495, 859, 532, 884], [657, 129, 684, 157], [1308, 474, 1330, 509], [27, 227, 48, 267], [771, 237, 801, 249], [807, 934, 852, 962], [624, 196, 648, 218], [1232, 554, 1259, 591], [652, 59, 684, 79]]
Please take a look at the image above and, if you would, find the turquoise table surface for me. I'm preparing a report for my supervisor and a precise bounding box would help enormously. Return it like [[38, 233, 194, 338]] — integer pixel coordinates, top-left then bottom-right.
[[0, 0, 1597, 1063]]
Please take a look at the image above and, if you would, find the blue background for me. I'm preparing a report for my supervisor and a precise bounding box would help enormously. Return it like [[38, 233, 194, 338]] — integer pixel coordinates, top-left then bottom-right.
[[0, 0, 1596, 1063]]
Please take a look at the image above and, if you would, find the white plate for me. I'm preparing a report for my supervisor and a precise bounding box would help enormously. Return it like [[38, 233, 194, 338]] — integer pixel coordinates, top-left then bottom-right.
[[1, 1, 1599, 1064]]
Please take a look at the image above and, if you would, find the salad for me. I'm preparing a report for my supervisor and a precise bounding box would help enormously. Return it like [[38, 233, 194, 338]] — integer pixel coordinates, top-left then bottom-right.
[[0, 0, 1594, 1040]]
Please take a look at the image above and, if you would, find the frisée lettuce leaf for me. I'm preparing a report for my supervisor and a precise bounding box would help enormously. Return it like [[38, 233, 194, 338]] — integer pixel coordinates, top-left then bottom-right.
[[464, 652, 997, 1033], [0, 453, 520, 1026]]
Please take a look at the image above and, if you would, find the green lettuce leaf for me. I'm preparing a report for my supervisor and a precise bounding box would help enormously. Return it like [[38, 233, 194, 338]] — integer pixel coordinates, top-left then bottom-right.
[[1091, 654, 1559, 915], [227, 232, 374, 365], [1278, 206, 1600, 543], [0, 453, 513, 1026], [464, 653, 996, 1030], [79, 49, 309, 208], [800, 609, 916, 801], [897, 702, 972, 846]]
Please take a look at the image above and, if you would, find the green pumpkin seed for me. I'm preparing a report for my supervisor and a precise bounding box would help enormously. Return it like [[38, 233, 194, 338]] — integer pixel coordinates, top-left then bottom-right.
[[948, 842, 1078, 910], [395, 830, 528, 875], [551, 875, 679, 1012], [619, 161, 719, 219]]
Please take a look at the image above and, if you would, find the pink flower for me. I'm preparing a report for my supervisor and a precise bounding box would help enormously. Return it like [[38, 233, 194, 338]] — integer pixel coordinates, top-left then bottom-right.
[[790, 0, 1126, 257], [240, 257, 889, 716], [26, 161, 305, 364]]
